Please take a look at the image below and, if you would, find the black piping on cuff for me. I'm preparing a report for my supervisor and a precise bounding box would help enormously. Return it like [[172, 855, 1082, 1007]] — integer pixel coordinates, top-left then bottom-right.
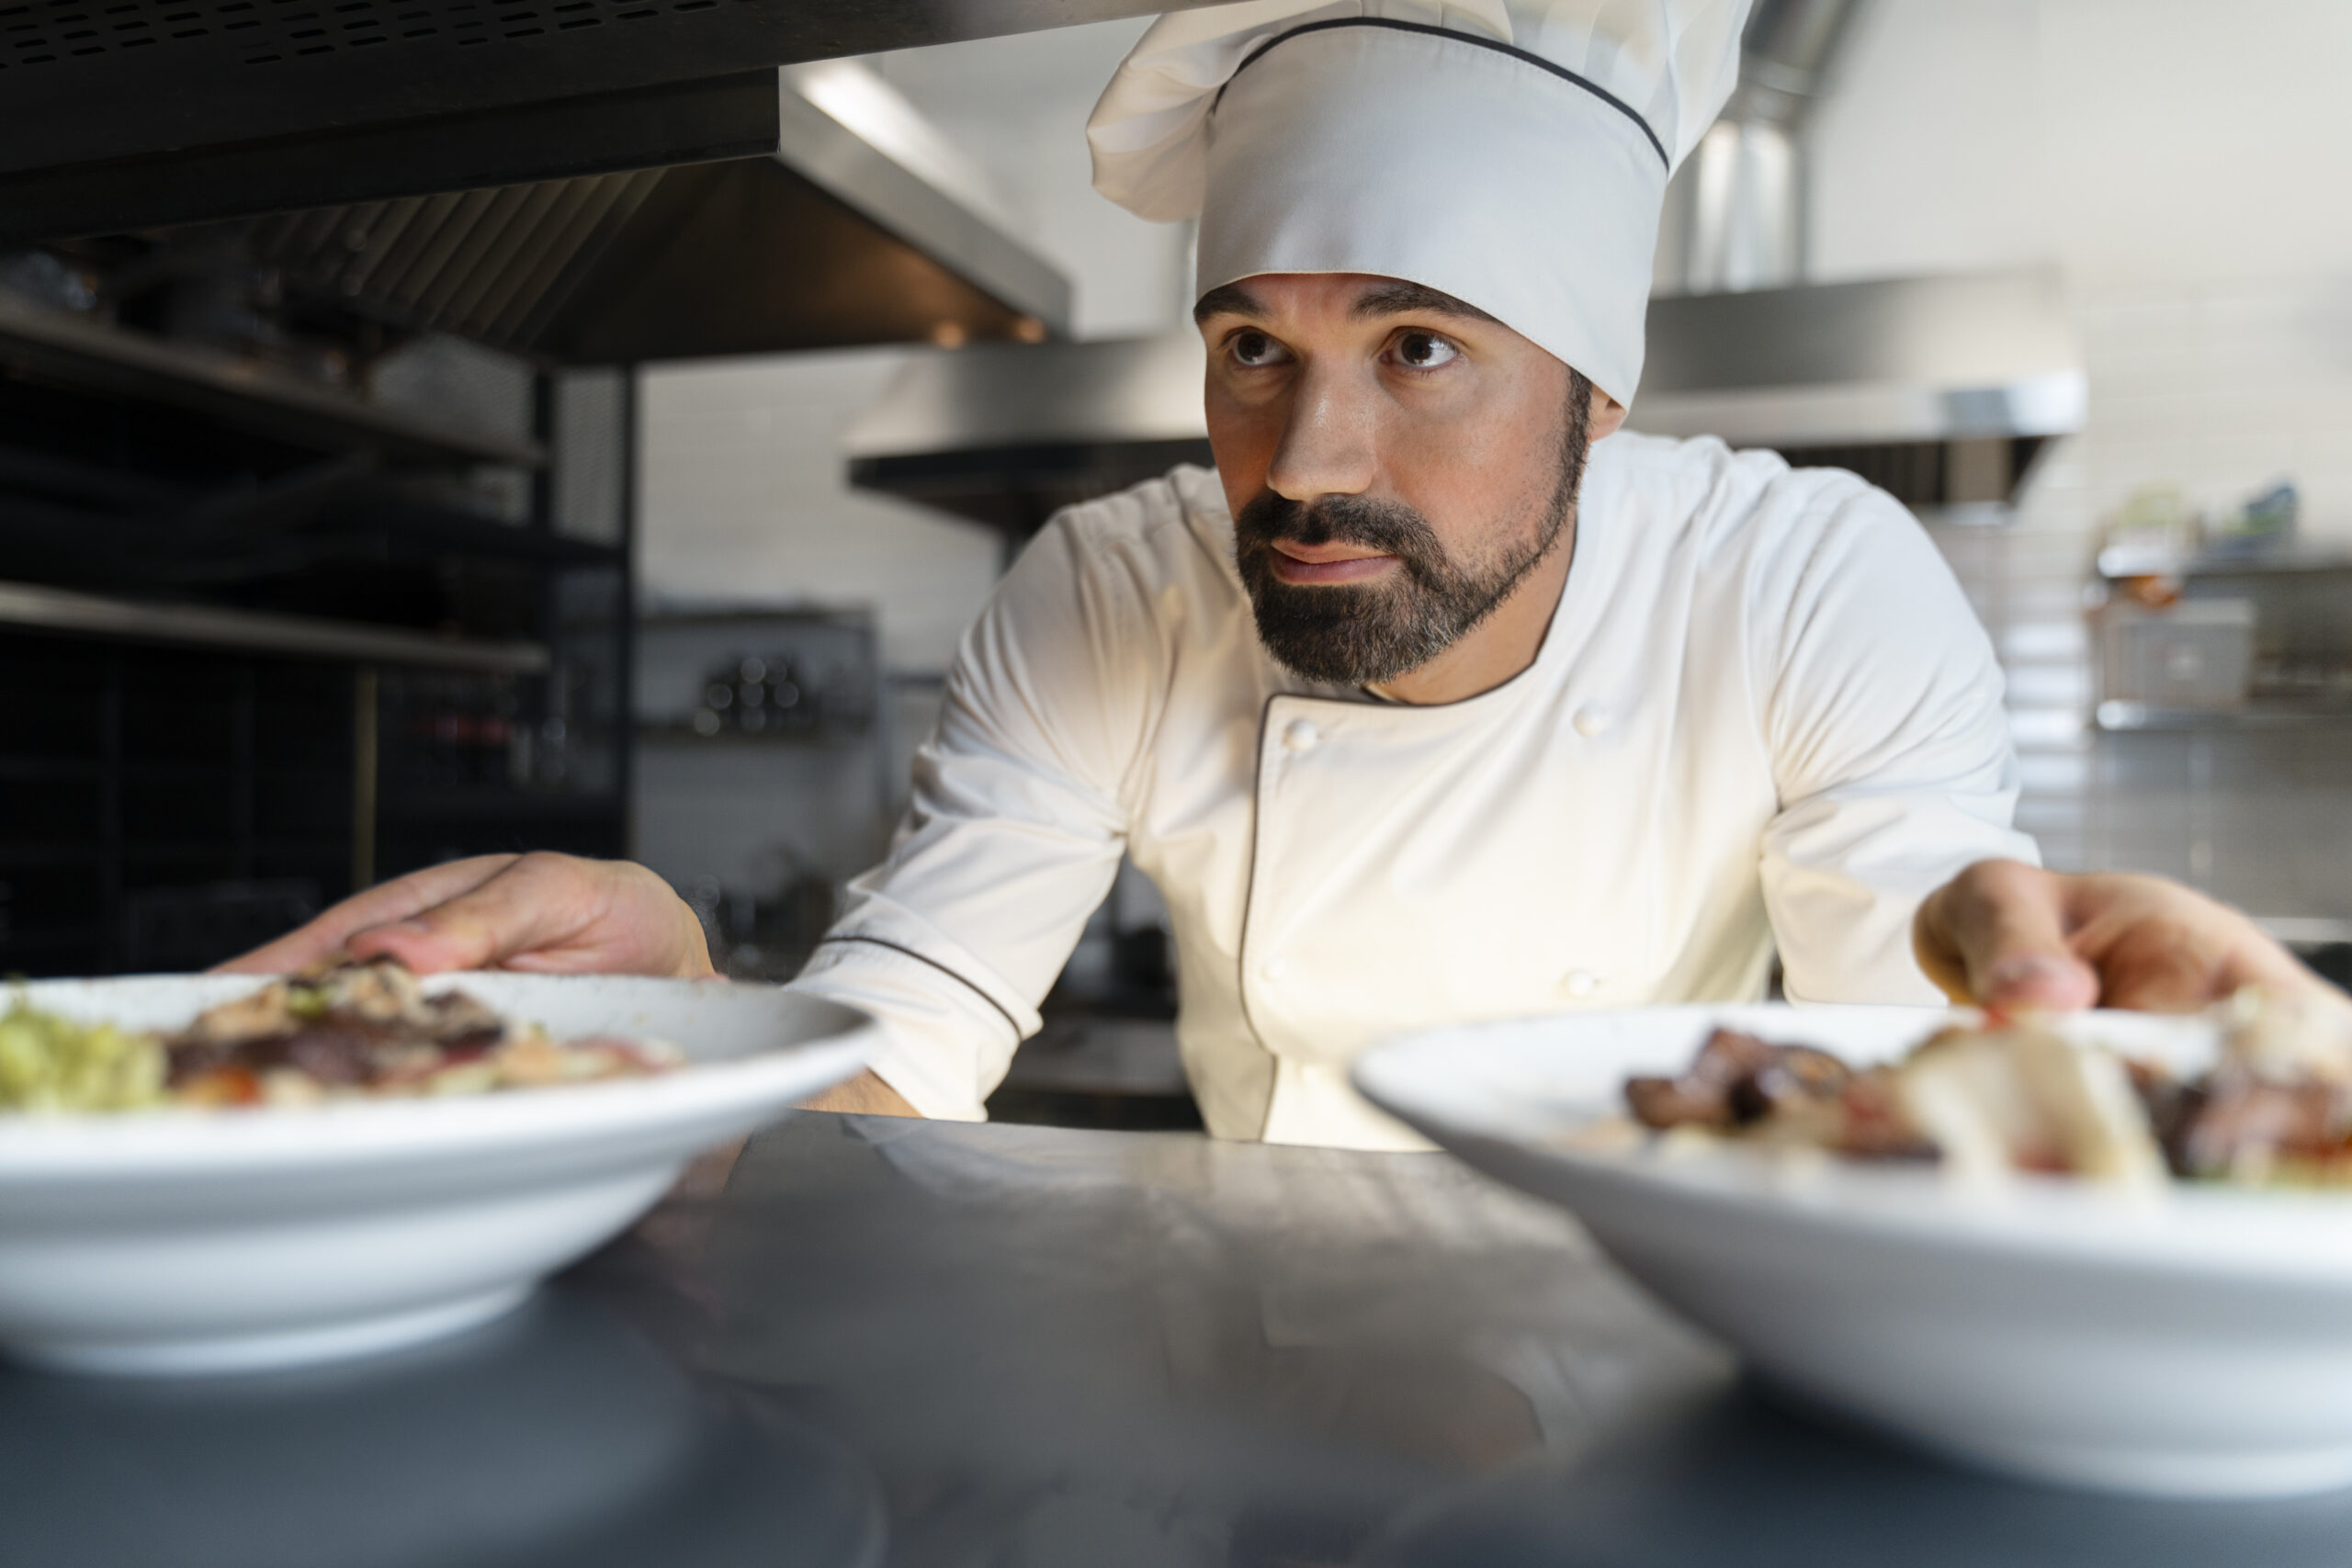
[[814, 933, 1025, 1041]]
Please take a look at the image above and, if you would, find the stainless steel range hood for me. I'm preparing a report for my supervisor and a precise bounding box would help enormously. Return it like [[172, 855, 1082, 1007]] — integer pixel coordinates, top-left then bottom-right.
[[0, 1, 1192, 245], [845, 334, 1211, 537], [166, 64, 1074, 363], [1626, 269, 2086, 449]]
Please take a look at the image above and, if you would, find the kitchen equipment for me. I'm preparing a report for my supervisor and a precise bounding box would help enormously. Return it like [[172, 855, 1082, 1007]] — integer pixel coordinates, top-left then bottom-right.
[[1353, 1002, 2352, 1497], [2098, 598, 2256, 714], [0, 971, 869, 1375]]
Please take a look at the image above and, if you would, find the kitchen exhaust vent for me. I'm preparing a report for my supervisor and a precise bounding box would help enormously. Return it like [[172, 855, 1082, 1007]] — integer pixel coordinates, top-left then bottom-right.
[[0, 0, 1179, 246], [845, 334, 1212, 540], [17, 62, 1073, 365], [1626, 268, 2085, 478]]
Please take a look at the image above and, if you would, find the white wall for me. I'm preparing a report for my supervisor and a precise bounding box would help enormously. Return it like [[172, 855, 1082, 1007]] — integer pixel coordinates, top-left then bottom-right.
[[1806, 0, 2052, 283], [1810, 0, 2352, 541], [2039, 0, 2352, 290]]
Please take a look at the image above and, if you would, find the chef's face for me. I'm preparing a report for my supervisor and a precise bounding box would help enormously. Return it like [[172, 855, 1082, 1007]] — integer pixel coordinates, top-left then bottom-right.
[[1196, 273, 1625, 685]]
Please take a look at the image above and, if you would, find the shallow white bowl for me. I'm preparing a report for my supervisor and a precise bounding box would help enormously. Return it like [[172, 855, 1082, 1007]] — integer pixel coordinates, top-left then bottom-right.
[[1354, 1002, 2352, 1498], [0, 973, 870, 1376]]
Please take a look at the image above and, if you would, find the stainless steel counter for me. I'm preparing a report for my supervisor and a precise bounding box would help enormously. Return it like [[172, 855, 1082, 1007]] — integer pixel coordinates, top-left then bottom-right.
[[15, 1113, 2352, 1565]]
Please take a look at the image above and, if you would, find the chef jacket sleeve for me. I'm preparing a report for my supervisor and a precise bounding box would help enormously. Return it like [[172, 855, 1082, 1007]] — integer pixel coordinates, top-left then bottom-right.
[[786, 505, 1167, 1119], [1755, 479, 2039, 1004]]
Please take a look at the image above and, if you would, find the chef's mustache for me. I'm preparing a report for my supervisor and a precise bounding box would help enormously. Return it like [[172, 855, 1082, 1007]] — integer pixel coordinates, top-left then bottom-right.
[[1232, 491, 1450, 584]]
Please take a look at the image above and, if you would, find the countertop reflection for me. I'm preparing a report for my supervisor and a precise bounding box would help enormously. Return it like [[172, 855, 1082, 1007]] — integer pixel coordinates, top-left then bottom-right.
[[16, 1112, 2352, 1567], [1366, 1380, 2352, 1568], [0, 1284, 884, 1568]]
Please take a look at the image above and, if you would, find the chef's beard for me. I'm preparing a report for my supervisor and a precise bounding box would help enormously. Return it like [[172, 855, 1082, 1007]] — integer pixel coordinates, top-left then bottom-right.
[[1232, 373, 1594, 686]]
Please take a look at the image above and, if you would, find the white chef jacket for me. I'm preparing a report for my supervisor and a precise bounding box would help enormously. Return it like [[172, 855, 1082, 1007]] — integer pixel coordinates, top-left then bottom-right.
[[788, 432, 2035, 1148]]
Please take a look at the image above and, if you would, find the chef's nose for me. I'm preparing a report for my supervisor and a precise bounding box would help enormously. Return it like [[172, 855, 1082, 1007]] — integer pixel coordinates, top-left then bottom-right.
[[1263, 359, 1377, 503]]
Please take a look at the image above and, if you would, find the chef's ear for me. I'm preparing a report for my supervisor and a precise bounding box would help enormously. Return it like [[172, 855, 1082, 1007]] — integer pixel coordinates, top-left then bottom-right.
[[1589, 384, 1629, 442]]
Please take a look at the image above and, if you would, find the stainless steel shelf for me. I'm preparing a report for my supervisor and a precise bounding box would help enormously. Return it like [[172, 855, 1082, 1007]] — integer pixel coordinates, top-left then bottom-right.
[[2093, 701, 2352, 731], [0, 298, 542, 468], [2098, 553, 2352, 581], [0, 580, 549, 674]]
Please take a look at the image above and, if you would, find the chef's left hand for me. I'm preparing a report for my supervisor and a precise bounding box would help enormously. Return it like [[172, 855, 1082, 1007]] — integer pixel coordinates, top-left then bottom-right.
[[1915, 858, 2342, 1014], [219, 852, 717, 979], [224, 852, 922, 1118]]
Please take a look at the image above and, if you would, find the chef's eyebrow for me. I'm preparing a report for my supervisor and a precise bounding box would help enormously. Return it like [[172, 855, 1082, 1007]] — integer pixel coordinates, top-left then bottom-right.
[[1193, 279, 1498, 326], [1347, 281, 1498, 324], [1193, 282, 1266, 323]]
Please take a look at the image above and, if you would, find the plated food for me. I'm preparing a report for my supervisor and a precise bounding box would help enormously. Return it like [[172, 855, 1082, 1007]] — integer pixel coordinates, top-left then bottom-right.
[[0, 960, 678, 1113], [1623, 990, 2352, 1190], [1353, 1000, 2352, 1497], [0, 971, 870, 1377]]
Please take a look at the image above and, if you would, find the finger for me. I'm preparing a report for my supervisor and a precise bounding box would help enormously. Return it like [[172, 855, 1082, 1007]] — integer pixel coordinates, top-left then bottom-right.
[[2209, 914, 2338, 998], [1915, 859, 2099, 1012], [216, 855, 523, 974], [345, 853, 604, 975], [343, 855, 718, 978], [2096, 949, 2227, 1013], [2071, 877, 2330, 1012]]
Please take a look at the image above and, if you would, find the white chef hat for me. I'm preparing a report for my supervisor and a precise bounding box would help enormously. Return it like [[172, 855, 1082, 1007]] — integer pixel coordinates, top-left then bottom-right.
[[1088, 0, 1749, 406]]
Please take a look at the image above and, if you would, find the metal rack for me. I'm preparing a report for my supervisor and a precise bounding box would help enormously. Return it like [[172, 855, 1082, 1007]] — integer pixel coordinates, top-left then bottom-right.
[[0, 580, 550, 672], [2093, 555, 2352, 733], [0, 296, 541, 465], [0, 308, 632, 976]]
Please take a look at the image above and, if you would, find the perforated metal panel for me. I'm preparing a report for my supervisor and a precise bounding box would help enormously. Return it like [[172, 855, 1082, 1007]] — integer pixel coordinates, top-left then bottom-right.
[[0, 0, 751, 73], [0, 0, 1177, 189], [243, 171, 666, 352], [0, 0, 1154, 304], [204, 152, 1040, 361]]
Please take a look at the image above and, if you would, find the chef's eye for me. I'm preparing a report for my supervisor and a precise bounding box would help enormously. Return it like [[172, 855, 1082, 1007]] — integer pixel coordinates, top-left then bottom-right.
[[1227, 329, 1288, 368], [1389, 330, 1460, 370]]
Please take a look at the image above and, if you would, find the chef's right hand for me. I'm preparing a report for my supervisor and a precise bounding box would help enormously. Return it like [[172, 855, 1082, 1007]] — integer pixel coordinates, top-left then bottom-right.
[[220, 852, 717, 979], [1915, 858, 2339, 1015]]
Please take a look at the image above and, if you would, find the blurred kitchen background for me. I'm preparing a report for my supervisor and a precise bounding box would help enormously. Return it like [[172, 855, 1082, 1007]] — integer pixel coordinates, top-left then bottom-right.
[[1, 0, 2346, 1124]]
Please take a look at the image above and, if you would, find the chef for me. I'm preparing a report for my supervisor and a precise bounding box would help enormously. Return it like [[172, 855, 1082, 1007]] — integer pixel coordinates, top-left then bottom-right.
[[243, 0, 2060, 1146]]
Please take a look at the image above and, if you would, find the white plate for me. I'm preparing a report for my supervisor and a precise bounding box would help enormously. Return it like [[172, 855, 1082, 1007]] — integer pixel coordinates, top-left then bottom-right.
[[0, 972, 871, 1376], [1354, 1002, 2352, 1498]]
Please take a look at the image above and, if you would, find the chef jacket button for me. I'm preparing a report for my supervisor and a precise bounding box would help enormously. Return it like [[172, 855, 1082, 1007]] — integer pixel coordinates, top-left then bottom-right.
[[1561, 969, 1603, 998], [1572, 705, 1610, 738], [1261, 956, 1292, 983], [1282, 718, 1321, 753]]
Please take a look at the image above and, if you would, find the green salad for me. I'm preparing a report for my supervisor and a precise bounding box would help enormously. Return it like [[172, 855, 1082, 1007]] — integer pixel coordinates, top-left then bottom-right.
[[0, 999, 167, 1112]]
